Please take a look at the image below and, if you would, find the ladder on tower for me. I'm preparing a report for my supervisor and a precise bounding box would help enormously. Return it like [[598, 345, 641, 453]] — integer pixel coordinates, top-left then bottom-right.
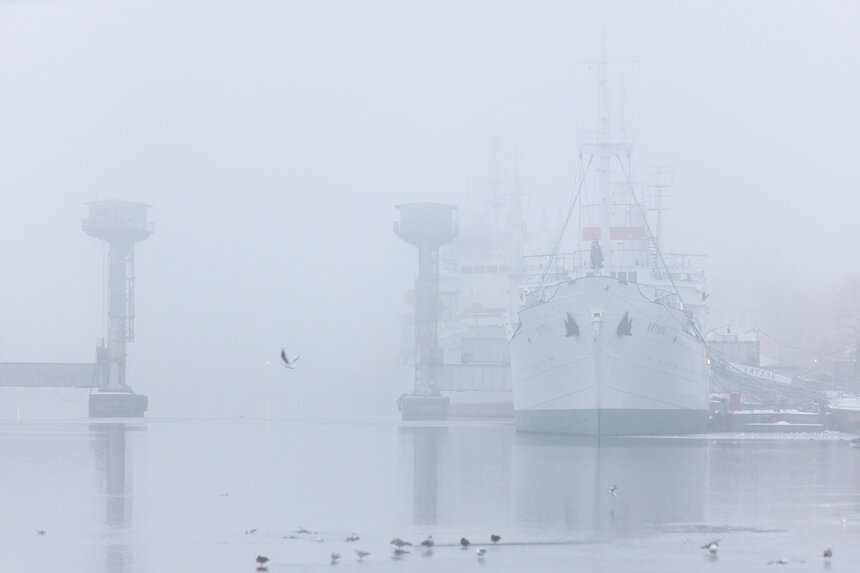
[[124, 250, 136, 342]]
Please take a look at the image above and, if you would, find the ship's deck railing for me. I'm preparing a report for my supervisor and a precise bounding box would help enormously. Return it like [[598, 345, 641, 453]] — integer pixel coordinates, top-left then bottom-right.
[[523, 248, 704, 281], [520, 272, 684, 311], [578, 131, 632, 145]]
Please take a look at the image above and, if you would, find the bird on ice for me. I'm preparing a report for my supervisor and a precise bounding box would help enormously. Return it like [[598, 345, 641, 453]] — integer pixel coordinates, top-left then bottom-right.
[[420, 535, 434, 548], [460, 537, 470, 548], [823, 548, 832, 561], [280, 349, 301, 369], [256, 555, 270, 566], [701, 540, 719, 555], [476, 547, 487, 557], [330, 553, 341, 564], [608, 485, 618, 497], [355, 549, 370, 560], [490, 534, 501, 543], [36, 530, 46, 535], [390, 538, 412, 548], [345, 533, 360, 542]]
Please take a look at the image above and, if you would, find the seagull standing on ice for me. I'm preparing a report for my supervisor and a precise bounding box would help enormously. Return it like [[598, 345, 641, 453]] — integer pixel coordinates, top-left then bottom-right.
[[476, 547, 487, 557], [355, 549, 370, 560], [490, 534, 501, 543], [701, 540, 719, 555], [390, 538, 412, 548], [460, 537, 470, 548], [608, 485, 618, 497], [823, 548, 832, 561], [420, 535, 434, 548], [330, 552, 341, 564], [280, 349, 301, 369]]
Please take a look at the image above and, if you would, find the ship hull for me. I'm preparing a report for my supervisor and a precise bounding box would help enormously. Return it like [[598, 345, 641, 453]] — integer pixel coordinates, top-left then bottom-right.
[[510, 276, 709, 435]]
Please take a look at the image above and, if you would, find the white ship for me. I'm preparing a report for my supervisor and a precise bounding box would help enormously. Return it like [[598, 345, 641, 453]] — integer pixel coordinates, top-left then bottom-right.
[[509, 44, 710, 435]]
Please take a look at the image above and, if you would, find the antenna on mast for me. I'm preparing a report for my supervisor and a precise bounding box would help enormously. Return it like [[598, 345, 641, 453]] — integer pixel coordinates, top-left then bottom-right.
[[599, 24, 610, 137]]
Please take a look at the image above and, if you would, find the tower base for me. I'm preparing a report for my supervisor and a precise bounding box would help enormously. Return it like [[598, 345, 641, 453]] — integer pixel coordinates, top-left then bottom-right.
[[398, 394, 449, 421], [89, 391, 148, 418]]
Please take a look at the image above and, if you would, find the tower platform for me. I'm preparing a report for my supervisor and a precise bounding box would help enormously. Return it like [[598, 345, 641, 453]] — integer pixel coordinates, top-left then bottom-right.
[[398, 394, 449, 421], [89, 391, 148, 418]]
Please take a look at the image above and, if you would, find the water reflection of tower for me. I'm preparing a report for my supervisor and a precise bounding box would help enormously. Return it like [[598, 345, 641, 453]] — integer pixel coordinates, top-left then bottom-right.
[[91, 423, 139, 573], [403, 426, 446, 525], [403, 426, 514, 527]]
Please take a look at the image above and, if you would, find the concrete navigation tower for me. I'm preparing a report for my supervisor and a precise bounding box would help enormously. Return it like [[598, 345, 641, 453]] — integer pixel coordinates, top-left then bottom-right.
[[83, 200, 152, 417], [395, 203, 458, 420]]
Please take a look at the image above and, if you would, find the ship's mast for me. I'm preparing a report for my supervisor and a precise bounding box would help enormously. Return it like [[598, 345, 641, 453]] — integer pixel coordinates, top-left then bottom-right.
[[598, 27, 611, 272], [576, 28, 631, 275], [540, 28, 634, 287]]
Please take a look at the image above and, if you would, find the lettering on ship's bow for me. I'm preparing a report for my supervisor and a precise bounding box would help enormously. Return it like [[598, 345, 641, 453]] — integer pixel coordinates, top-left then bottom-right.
[[646, 321, 666, 335]]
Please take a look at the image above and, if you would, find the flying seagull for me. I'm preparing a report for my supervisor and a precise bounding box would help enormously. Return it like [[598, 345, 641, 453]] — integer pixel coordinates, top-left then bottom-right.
[[281, 349, 301, 369]]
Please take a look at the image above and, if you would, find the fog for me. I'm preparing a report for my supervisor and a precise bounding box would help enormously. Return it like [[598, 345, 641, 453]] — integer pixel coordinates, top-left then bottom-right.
[[1, 1, 858, 417]]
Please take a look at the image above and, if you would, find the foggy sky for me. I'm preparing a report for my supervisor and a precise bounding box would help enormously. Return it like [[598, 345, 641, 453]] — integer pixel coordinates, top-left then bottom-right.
[[1, 1, 858, 417]]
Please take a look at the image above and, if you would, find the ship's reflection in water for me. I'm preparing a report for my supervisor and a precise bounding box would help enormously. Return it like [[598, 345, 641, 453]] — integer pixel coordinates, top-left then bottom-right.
[[511, 434, 707, 536], [403, 424, 707, 537], [90, 422, 143, 573]]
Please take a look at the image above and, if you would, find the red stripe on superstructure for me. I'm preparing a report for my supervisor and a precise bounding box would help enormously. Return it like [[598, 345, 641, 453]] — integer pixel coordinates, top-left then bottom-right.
[[582, 227, 600, 240]]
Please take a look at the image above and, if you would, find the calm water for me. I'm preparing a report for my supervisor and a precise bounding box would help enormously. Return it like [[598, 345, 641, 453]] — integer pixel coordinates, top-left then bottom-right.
[[0, 417, 858, 572]]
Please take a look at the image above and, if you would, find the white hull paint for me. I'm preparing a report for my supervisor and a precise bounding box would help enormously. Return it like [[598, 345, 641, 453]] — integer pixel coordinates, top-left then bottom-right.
[[510, 276, 709, 435]]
